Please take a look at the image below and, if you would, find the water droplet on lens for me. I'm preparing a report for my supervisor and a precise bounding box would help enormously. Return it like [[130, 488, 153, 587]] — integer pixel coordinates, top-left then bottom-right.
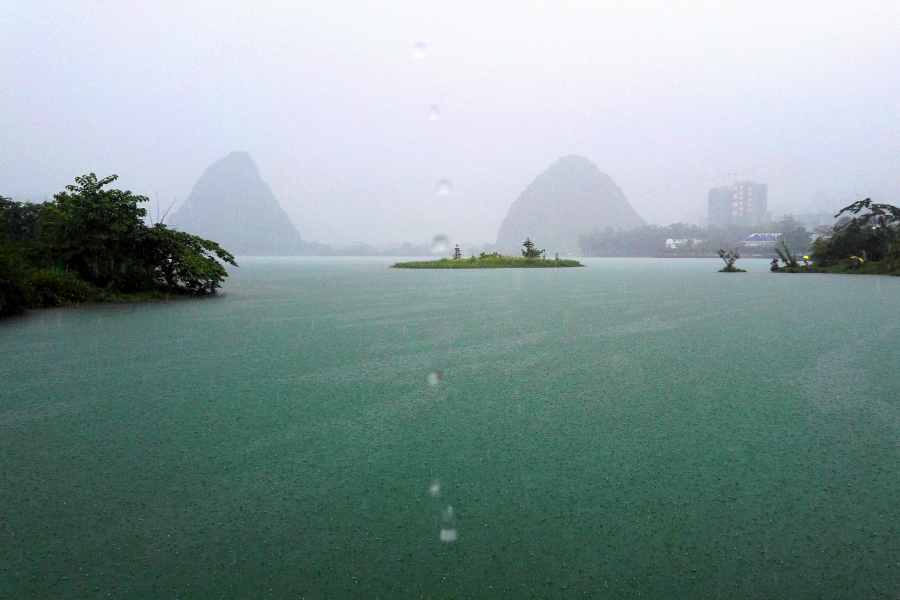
[[413, 42, 427, 59], [440, 528, 457, 542], [442, 506, 454, 520], [427, 370, 444, 386], [429, 480, 440, 496], [432, 235, 449, 253], [436, 179, 451, 196], [429, 105, 440, 121]]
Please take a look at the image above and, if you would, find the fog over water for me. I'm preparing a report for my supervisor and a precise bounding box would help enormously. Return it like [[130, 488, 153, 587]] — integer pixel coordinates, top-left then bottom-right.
[[2, 1, 898, 245]]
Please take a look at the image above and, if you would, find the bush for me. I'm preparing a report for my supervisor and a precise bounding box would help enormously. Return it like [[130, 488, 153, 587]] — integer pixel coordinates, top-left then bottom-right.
[[811, 199, 900, 267], [0, 241, 34, 315], [28, 268, 99, 307], [1, 175, 238, 317]]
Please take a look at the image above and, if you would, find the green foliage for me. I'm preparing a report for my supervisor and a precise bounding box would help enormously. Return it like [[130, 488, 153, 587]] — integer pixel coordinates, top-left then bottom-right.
[[812, 257, 900, 276], [139, 224, 236, 294], [811, 199, 900, 267], [0, 175, 237, 316], [0, 195, 46, 244], [774, 240, 799, 269], [393, 255, 583, 269], [521, 238, 545, 258], [44, 174, 151, 288], [28, 267, 99, 307], [0, 238, 33, 315]]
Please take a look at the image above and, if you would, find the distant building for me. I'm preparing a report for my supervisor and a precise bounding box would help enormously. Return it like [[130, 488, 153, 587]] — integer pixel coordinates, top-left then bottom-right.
[[707, 186, 732, 228], [708, 181, 769, 227], [741, 233, 780, 247], [665, 238, 704, 249]]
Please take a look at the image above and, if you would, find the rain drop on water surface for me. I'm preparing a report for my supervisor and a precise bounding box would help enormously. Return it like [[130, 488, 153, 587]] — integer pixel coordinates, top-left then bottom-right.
[[440, 528, 458, 542], [439, 505, 457, 542], [427, 370, 444, 386]]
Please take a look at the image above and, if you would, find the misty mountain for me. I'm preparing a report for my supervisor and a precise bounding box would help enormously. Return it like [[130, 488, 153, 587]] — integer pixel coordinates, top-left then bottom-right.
[[495, 155, 646, 255], [168, 152, 306, 255]]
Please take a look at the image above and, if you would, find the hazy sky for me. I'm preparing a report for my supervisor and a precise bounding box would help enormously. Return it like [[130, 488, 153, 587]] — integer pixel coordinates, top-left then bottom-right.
[[2, 1, 899, 245]]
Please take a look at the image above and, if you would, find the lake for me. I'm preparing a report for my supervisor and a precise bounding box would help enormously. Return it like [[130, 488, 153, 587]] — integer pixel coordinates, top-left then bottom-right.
[[2, 257, 899, 598]]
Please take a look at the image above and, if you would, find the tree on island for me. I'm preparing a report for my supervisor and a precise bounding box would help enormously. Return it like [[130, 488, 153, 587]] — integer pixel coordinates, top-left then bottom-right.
[[452, 244, 462, 259], [521, 238, 544, 258], [0, 173, 237, 316], [717, 248, 745, 272], [773, 240, 800, 270]]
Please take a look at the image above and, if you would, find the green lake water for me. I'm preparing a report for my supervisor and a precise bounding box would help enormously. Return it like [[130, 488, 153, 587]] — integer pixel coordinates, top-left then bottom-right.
[[2, 257, 900, 598]]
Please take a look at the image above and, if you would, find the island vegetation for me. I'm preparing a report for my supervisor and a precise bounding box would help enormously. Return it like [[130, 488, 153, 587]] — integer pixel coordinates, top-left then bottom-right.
[[717, 248, 745, 272], [0, 174, 236, 317], [393, 238, 584, 269], [771, 199, 900, 276]]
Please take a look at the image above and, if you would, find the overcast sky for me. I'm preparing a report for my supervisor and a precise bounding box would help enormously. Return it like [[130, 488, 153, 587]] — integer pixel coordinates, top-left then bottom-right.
[[2, 1, 898, 245]]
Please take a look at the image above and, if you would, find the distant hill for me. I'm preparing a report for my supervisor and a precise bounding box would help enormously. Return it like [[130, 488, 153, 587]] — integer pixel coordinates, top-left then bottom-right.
[[168, 151, 306, 255], [495, 155, 646, 255]]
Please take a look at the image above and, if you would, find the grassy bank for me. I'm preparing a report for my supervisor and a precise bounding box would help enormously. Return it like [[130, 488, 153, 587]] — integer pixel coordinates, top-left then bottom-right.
[[392, 256, 584, 269], [773, 258, 900, 276]]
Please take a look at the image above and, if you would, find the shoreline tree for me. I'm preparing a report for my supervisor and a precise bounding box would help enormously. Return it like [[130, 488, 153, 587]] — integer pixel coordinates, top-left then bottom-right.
[[1, 174, 237, 316], [811, 199, 900, 267]]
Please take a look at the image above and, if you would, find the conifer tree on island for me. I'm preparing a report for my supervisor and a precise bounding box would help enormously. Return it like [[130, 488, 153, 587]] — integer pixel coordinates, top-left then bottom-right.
[[521, 238, 544, 258]]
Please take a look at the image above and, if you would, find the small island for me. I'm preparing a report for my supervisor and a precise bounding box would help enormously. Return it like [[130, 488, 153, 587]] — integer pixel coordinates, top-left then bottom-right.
[[393, 239, 584, 269], [717, 248, 746, 272], [771, 199, 900, 276]]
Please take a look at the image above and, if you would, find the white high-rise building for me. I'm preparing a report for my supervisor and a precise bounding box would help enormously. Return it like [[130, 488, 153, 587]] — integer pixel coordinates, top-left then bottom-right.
[[708, 181, 768, 227]]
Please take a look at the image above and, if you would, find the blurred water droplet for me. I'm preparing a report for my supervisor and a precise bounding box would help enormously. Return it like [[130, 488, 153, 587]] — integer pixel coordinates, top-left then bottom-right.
[[429, 480, 440, 496], [427, 370, 444, 386], [413, 42, 427, 59], [432, 235, 449, 253], [440, 528, 457, 542], [429, 105, 440, 121], [436, 179, 451, 196], [442, 506, 454, 520]]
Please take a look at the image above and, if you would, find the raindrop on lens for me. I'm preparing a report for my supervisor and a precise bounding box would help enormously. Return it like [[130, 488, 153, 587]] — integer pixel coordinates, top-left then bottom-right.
[[432, 235, 449, 253], [413, 42, 427, 59], [436, 179, 451, 197], [429, 480, 440, 496], [427, 370, 444, 386], [429, 105, 440, 121], [439, 505, 457, 542]]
